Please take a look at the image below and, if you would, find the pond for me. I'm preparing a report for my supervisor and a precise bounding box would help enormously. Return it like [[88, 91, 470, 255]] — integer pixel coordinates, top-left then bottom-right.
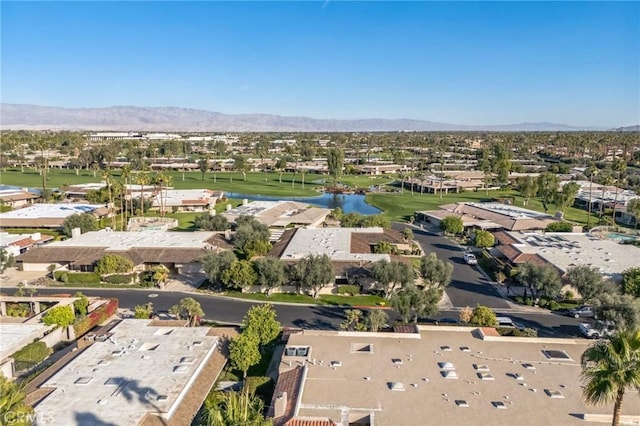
[[224, 192, 381, 215]]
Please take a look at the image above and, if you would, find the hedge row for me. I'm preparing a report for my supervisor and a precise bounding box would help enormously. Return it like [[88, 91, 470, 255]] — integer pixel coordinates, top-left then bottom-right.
[[102, 274, 136, 284], [337, 285, 361, 296], [66, 272, 101, 284], [13, 341, 51, 371]]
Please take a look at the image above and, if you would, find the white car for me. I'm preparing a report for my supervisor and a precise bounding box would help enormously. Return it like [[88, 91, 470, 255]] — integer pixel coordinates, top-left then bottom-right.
[[463, 252, 478, 265], [579, 322, 615, 339]]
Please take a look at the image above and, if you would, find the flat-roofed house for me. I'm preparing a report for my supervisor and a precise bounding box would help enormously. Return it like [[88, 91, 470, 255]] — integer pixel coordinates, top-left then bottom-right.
[[17, 230, 232, 273], [0, 187, 40, 208], [268, 327, 640, 426], [0, 204, 109, 229], [152, 189, 224, 213]]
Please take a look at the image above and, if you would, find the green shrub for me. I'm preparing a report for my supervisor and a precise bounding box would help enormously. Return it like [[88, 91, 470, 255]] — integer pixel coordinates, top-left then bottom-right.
[[67, 272, 100, 284], [564, 290, 575, 300], [548, 300, 560, 311], [53, 270, 66, 281], [545, 222, 573, 232], [12, 341, 51, 371], [73, 298, 119, 337], [7, 303, 31, 317], [103, 274, 135, 284], [337, 285, 360, 296], [525, 299, 534, 306]]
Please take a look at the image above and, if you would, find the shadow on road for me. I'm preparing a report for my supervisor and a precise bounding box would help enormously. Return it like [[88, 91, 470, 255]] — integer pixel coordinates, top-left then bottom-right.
[[432, 243, 462, 251]]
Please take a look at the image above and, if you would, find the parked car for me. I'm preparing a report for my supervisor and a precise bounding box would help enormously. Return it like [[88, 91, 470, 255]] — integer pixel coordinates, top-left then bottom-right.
[[463, 252, 478, 265], [437, 318, 462, 325], [496, 316, 526, 330], [579, 322, 614, 339], [568, 305, 596, 319]]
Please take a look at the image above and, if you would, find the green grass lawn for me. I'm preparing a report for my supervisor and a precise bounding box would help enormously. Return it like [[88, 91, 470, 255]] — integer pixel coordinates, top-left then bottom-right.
[[1, 168, 599, 226], [219, 290, 386, 307], [366, 188, 598, 225]]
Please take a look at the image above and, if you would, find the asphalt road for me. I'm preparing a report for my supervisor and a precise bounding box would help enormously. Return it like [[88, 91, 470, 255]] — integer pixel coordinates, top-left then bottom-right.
[[2, 286, 587, 338], [392, 223, 510, 309], [2, 286, 347, 330]]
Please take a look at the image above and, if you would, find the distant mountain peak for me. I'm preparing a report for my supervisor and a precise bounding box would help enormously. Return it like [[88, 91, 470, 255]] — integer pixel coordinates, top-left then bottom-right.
[[0, 103, 599, 132]]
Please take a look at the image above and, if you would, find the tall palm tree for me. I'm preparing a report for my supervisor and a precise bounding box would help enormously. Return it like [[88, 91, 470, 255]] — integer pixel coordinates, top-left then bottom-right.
[[611, 158, 627, 223], [581, 329, 640, 426], [134, 172, 149, 216], [585, 165, 598, 229]]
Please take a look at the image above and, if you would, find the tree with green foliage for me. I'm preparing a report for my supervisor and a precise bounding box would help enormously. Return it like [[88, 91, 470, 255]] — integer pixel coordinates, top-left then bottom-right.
[[201, 251, 237, 286], [0, 248, 15, 273], [581, 329, 640, 426], [419, 253, 453, 289], [469, 304, 498, 327], [233, 155, 250, 181], [0, 375, 35, 426], [73, 292, 89, 316], [474, 230, 495, 248], [516, 262, 562, 303], [326, 147, 344, 186], [43, 305, 75, 327], [555, 181, 580, 212], [366, 309, 389, 332], [229, 332, 261, 379], [373, 240, 395, 254], [479, 148, 492, 195], [242, 304, 281, 349], [390, 287, 413, 323], [440, 215, 464, 235], [198, 157, 209, 181], [95, 254, 134, 276], [593, 293, 640, 332], [566, 265, 608, 303], [408, 286, 440, 323], [515, 175, 538, 206], [253, 257, 287, 295], [134, 303, 154, 319], [169, 297, 204, 327], [233, 216, 271, 257], [221, 260, 258, 290], [401, 227, 414, 242], [621, 267, 640, 298], [197, 390, 272, 426], [537, 172, 560, 213], [194, 213, 230, 231], [62, 213, 97, 237], [340, 309, 367, 331], [626, 198, 640, 228], [296, 254, 334, 298], [372, 260, 415, 299]]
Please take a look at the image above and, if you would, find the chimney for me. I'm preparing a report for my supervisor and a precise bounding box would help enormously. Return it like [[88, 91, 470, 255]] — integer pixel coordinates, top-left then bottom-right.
[[71, 228, 82, 238], [274, 392, 287, 418]]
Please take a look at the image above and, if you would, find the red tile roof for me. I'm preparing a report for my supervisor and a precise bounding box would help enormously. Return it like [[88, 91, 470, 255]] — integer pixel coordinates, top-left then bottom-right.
[[285, 419, 338, 426], [269, 366, 306, 426], [493, 231, 519, 245]]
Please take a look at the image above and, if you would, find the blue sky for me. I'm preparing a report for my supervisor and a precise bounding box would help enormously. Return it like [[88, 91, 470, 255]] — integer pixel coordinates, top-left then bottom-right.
[[1, 1, 638, 127]]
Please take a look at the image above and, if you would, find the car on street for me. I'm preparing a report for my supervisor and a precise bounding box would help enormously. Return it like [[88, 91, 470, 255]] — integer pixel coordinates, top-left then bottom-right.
[[567, 305, 596, 319], [579, 322, 614, 339], [496, 316, 526, 330], [463, 252, 478, 265]]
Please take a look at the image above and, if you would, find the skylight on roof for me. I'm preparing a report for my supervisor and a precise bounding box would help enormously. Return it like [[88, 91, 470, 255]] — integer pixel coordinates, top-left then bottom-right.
[[74, 377, 93, 385]]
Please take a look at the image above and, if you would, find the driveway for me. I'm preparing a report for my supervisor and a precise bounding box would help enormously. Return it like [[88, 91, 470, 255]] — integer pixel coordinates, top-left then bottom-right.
[[392, 223, 510, 309]]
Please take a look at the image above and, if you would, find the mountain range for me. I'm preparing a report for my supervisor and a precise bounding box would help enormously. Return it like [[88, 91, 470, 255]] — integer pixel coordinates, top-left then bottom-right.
[[0, 103, 626, 132]]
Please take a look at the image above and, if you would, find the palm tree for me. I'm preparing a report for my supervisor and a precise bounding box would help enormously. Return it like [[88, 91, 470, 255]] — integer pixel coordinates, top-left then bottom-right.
[[0, 375, 34, 426], [585, 164, 598, 229], [169, 297, 204, 326], [198, 391, 272, 426], [134, 172, 149, 216], [581, 329, 640, 426]]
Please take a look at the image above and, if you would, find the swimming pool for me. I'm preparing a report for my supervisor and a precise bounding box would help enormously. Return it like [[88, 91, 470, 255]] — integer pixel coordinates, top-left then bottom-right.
[[607, 233, 639, 242]]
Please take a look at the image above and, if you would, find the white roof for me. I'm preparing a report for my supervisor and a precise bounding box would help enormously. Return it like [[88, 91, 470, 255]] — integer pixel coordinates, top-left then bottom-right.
[[280, 228, 390, 262], [34, 319, 218, 426], [152, 189, 218, 207], [0, 204, 104, 220], [506, 232, 640, 279], [50, 230, 217, 250], [0, 323, 51, 362]]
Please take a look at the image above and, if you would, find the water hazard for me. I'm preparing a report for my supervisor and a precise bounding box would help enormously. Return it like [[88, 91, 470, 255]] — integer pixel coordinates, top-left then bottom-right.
[[224, 192, 381, 215]]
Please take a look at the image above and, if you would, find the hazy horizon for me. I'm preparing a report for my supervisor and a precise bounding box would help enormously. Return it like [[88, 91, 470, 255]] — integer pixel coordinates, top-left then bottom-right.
[[1, 2, 638, 128]]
